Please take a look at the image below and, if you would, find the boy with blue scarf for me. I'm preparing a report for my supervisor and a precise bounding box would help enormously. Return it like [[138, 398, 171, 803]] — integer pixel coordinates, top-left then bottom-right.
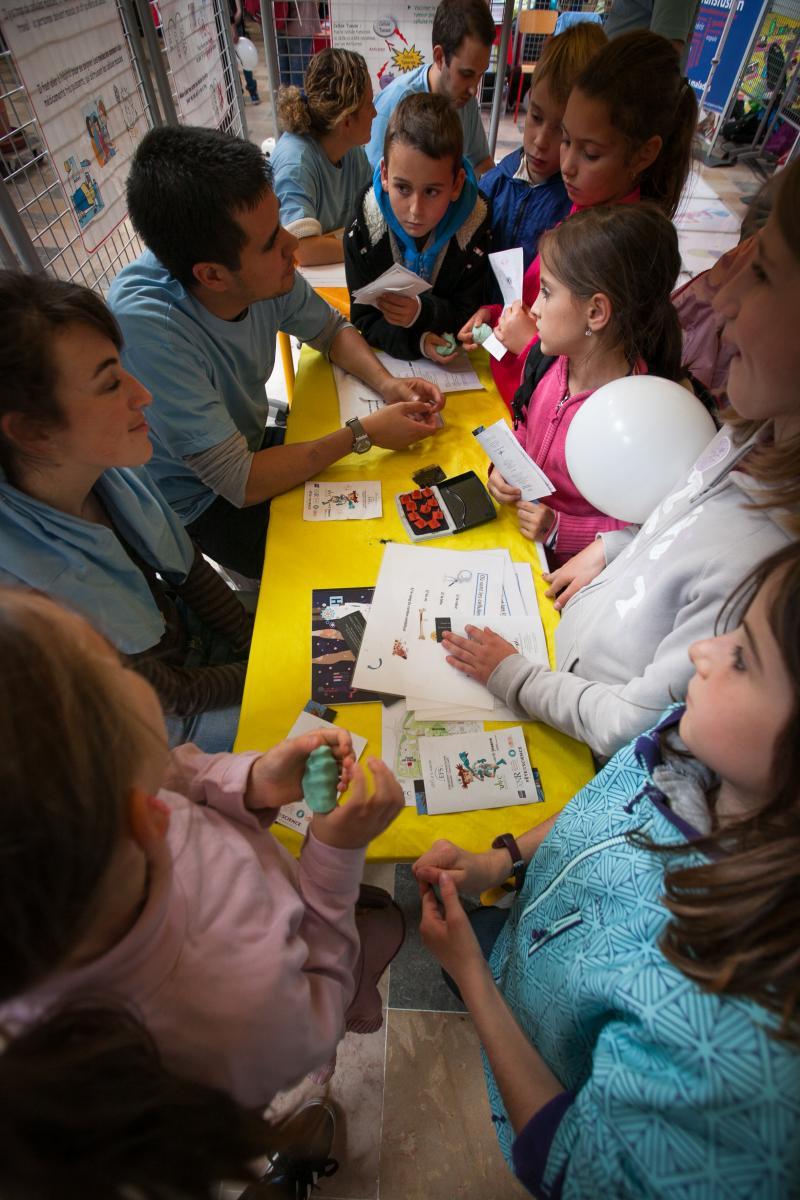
[[344, 93, 491, 361]]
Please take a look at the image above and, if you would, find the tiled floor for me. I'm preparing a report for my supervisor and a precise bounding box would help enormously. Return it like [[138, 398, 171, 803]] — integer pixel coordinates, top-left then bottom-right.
[[236, 48, 765, 1194]]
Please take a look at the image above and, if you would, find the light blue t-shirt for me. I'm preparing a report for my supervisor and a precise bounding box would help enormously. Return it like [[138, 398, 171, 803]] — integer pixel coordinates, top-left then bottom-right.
[[0, 466, 194, 654], [271, 132, 371, 237], [108, 251, 335, 524], [365, 65, 490, 172]]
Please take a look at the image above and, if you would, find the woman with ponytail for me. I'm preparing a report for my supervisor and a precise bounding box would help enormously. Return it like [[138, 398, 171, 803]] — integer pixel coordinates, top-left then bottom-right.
[[460, 32, 699, 406], [487, 203, 684, 566], [271, 48, 375, 266]]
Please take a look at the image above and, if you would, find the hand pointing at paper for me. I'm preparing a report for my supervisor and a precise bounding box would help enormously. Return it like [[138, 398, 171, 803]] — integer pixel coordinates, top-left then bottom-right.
[[442, 625, 519, 686]]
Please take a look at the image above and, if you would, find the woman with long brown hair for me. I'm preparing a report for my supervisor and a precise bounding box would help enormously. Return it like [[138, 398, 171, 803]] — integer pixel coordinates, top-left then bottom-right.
[[415, 538, 800, 1197]]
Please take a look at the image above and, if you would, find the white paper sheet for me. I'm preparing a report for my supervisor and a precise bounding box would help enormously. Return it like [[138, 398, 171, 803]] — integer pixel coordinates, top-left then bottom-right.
[[303, 480, 382, 521], [352, 543, 506, 705], [351, 263, 432, 308], [481, 330, 508, 361], [513, 562, 537, 616], [419, 726, 539, 814], [376, 350, 483, 394], [450, 613, 548, 670], [489, 247, 524, 307], [381, 700, 482, 806], [474, 419, 555, 502], [275, 711, 368, 836], [297, 262, 348, 288], [333, 364, 387, 424]]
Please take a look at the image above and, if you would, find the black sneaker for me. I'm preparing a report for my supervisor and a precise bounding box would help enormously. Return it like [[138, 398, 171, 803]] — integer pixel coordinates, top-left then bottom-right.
[[241, 1099, 339, 1199]]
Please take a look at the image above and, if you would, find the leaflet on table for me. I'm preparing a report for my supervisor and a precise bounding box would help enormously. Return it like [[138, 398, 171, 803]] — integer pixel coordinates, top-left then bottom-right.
[[473, 420, 556, 503], [375, 350, 483, 395], [514, 562, 538, 615], [351, 264, 432, 308], [275, 710, 368, 836], [297, 262, 347, 289], [380, 699, 482, 806], [303, 480, 382, 521], [333, 365, 447, 428], [312, 586, 382, 705], [419, 726, 540, 814], [489, 247, 524, 308], [406, 696, 520, 722], [351, 544, 506, 704]]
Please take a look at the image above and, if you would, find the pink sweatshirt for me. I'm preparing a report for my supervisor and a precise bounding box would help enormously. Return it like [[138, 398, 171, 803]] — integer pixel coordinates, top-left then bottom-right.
[[487, 190, 641, 406], [514, 354, 635, 564], [0, 745, 364, 1107]]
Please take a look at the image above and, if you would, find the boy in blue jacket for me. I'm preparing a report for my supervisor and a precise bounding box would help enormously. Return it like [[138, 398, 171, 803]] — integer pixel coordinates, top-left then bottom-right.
[[481, 22, 606, 301]]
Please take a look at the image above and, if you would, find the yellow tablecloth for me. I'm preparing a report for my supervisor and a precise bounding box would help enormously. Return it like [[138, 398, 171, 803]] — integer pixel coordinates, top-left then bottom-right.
[[235, 345, 594, 861]]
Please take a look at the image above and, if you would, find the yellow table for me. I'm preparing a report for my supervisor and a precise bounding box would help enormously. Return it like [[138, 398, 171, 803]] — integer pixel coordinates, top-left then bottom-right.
[[236, 347, 594, 861]]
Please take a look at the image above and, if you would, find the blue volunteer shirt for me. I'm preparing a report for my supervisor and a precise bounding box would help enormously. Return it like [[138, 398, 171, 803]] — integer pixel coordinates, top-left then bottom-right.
[[271, 132, 371, 237], [365, 65, 490, 172], [108, 251, 335, 524]]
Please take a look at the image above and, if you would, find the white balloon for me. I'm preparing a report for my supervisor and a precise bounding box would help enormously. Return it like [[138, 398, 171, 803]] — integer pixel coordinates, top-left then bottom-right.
[[236, 37, 259, 71], [564, 376, 717, 524]]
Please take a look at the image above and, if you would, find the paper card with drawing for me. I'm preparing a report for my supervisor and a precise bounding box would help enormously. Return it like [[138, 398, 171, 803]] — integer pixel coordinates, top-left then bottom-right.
[[381, 699, 482, 806], [351, 543, 506, 704], [275, 710, 368, 836], [473, 420, 555, 502], [351, 263, 432, 308], [419, 726, 540, 814], [489, 247, 524, 307], [303, 480, 382, 521]]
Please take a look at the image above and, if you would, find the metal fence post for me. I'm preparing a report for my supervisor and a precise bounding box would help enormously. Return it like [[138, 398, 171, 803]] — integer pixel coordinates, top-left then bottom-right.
[[130, 0, 180, 124], [259, 0, 282, 139], [488, 0, 515, 157]]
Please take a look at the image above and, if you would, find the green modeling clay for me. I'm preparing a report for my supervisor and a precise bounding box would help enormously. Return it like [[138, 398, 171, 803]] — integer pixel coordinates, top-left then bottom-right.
[[472, 323, 492, 345], [435, 332, 458, 356], [302, 745, 339, 814]]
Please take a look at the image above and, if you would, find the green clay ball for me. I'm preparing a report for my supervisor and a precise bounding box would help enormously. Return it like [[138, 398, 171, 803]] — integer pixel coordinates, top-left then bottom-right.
[[302, 745, 339, 814], [472, 323, 492, 345], [435, 332, 457, 356]]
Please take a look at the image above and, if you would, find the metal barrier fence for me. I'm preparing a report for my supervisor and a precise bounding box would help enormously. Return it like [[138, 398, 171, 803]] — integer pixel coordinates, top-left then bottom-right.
[[0, 0, 247, 286]]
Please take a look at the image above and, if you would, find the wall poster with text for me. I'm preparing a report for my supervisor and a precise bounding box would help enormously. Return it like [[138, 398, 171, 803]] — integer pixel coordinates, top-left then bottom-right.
[[157, 0, 231, 129], [330, 0, 438, 93], [0, 0, 149, 251]]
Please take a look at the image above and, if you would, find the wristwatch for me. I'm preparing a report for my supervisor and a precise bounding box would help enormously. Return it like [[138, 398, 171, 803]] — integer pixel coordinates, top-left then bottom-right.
[[346, 416, 372, 455], [492, 833, 527, 892]]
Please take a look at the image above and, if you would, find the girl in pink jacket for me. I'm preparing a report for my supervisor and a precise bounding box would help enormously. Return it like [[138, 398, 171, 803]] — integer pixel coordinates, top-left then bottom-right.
[[487, 204, 684, 566], [0, 589, 404, 1108]]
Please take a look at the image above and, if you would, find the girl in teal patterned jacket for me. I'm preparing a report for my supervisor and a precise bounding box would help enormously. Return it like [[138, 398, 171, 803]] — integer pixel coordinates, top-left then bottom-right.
[[415, 541, 800, 1198]]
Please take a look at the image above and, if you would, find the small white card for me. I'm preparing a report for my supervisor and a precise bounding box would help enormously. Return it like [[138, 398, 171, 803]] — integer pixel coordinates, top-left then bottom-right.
[[489, 247, 524, 307], [473, 419, 555, 502], [303, 480, 382, 521], [352, 263, 432, 308], [419, 726, 539, 814], [275, 711, 368, 836], [481, 330, 508, 361]]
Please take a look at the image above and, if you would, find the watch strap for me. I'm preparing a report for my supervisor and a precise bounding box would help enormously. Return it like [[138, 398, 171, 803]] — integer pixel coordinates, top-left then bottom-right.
[[492, 833, 527, 892]]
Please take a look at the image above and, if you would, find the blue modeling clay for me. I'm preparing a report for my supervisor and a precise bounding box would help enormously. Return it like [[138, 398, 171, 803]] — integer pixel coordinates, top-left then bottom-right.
[[302, 745, 339, 814], [435, 332, 457, 356], [472, 323, 492, 345]]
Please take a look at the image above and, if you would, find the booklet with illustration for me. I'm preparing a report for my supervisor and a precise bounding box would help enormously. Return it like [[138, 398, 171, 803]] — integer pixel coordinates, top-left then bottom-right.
[[418, 726, 541, 815], [311, 587, 382, 705]]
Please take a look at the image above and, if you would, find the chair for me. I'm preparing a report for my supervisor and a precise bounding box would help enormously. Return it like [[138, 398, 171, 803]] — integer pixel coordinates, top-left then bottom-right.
[[513, 9, 559, 123]]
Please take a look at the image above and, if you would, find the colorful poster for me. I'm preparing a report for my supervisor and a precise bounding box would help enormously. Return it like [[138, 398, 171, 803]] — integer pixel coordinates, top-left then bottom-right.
[[687, 0, 768, 115], [157, 0, 231, 128], [329, 0, 437, 92], [0, 0, 148, 251]]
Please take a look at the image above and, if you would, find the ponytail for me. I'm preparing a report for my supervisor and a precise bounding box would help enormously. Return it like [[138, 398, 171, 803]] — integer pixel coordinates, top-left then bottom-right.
[[575, 32, 698, 218], [0, 1006, 273, 1199], [277, 47, 369, 137]]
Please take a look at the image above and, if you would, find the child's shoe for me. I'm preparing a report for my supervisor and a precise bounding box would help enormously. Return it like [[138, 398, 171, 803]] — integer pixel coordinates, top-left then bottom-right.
[[242, 1098, 339, 1198]]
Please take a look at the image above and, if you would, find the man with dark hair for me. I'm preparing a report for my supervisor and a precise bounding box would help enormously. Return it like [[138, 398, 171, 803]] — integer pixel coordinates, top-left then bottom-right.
[[108, 125, 442, 580], [366, 0, 496, 177]]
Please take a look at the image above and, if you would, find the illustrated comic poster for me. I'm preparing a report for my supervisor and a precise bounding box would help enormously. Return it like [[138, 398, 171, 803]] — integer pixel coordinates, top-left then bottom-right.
[[0, 0, 148, 251], [419, 726, 540, 814], [329, 0, 438, 93]]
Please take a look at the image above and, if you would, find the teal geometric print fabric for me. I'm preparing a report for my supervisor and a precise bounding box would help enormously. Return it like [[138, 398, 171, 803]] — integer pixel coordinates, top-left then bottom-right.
[[484, 707, 800, 1198]]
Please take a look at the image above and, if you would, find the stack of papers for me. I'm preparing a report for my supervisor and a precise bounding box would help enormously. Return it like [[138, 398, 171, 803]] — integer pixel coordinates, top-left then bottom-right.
[[333, 348, 481, 426], [350, 544, 549, 812]]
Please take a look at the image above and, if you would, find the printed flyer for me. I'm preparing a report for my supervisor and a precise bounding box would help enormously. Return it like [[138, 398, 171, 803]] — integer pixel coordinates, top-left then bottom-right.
[[419, 726, 540, 815]]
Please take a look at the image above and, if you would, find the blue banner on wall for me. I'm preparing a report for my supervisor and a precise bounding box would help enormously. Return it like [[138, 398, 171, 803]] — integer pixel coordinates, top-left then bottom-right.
[[687, 0, 767, 113]]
